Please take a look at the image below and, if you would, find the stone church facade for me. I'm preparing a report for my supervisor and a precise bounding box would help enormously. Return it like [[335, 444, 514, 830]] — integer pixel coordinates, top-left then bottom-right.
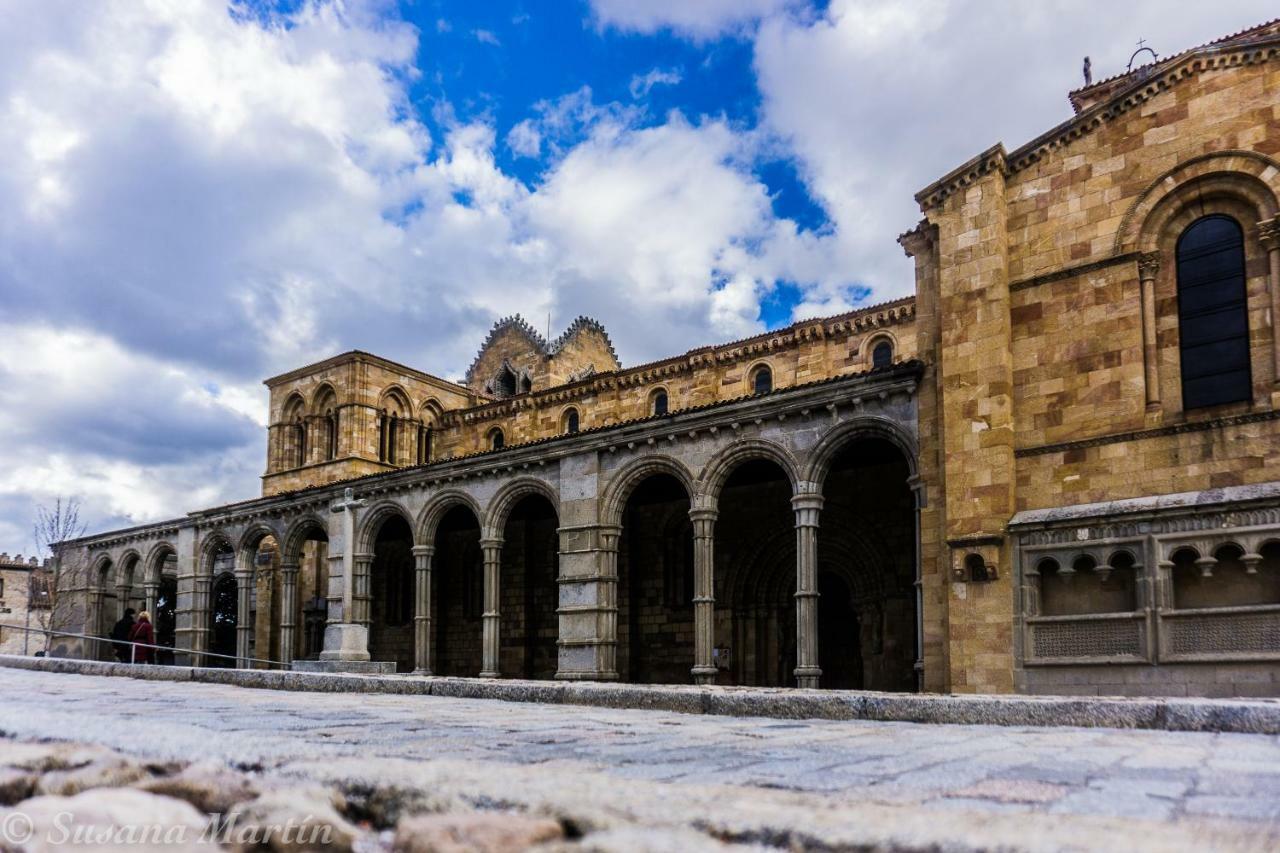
[[51, 21, 1280, 696]]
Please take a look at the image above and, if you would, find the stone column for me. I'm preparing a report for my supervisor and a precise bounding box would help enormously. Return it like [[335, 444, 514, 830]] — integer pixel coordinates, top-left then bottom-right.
[[1259, 218, 1280, 386], [689, 504, 718, 685], [278, 561, 299, 666], [412, 545, 434, 674], [554, 523, 619, 681], [1138, 251, 1161, 410], [143, 581, 159, 618], [791, 492, 823, 689], [234, 558, 253, 669], [115, 580, 132, 621], [352, 553, 374, 628], [191, 574, 211, 667], [480, 538, 503, 678]]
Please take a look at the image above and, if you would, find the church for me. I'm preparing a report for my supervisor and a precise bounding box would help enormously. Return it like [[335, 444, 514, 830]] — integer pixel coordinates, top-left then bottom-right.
[[52, 20, 1280, 697]]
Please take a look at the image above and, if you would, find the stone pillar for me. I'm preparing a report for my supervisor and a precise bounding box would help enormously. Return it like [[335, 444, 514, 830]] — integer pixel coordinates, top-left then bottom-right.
[[412, 545, 434, 673], [191, 574, 211, 667], [1138, 251, 1161, 410], [554, 524, 619, 681], [480, 538, 503, 678], [115, 580, 132, 621], [143, 581, 159, 618], [1259, 218, 1280, 387], [234, 557, 253, 669], [791, 492, 823, 689], [278, 561, 299, 666], [352, 553, 374, 628], [689, 504, 718, 686]]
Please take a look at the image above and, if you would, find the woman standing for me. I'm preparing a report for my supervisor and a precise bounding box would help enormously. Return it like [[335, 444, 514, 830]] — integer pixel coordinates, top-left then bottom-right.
[[128, 610, 155, 664]]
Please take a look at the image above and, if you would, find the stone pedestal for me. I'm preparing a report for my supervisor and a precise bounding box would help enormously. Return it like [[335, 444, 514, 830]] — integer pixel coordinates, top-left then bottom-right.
[[319, 622, 371, 662]]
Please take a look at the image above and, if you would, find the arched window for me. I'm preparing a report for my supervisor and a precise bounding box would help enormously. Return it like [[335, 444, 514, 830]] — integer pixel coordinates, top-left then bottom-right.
[[750, 364, 772, 395], [652, 389, 668, 416], [1176, 215, 1251, 409], [872, 340, 893, 369], [564, 408, 580, 434], [964, 553, 990, 583], [294, 419, 307, 467], [495, 365, 517, 397], [324, 411, 338, 460], [489, 428, 505, 450]]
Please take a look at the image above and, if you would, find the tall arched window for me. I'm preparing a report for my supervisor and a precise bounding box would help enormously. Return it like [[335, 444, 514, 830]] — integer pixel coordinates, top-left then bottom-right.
[[750, 364, 772, 395], [872, 340, 893, 369], [294, 419, 307, 467], [324, 410, 338, 460], [652, 389, 668, 416], [489, 428, 505, 450], [1176, 215, 1251, 410], [564, 408, 580, 434]]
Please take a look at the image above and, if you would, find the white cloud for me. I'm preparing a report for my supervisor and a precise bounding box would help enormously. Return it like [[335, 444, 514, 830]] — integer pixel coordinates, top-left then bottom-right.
[[472, 28, 501, 46], [589, 0, 799, 40], [506, 119, 542, 158], [629, 67, 683, 98]]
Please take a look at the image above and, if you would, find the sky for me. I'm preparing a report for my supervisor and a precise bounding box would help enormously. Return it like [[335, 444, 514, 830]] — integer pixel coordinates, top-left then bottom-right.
[[0, 0, 1275, 549]]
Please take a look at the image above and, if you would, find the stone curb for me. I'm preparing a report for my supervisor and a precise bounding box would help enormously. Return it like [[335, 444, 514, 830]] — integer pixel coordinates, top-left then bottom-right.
[[4, 653, 1279, 733]]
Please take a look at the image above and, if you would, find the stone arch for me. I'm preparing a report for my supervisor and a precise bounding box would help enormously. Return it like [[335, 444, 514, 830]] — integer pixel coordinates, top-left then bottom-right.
[[116, 549, 142, 584], [418, 490, 485, 544], [144, 541, 177, 586], [483, 478, 559, 540], [236, 523, 280, 562], [746, 360, 774, 395], [310, 382, 339, 415], [697, 439, 800, 504], [862, 330, 899, 365], [357, 500, 415, 552], [198, 531, 235, 575], [378, 385, 413, 417], [281, 514, 329, 564], [802, 416, 920, 489], [601, 454, 697, 526], [1117, 151, 1280, 254], [281, 391, 307, 421], [420, 397, 444, 424], [89, 552, 114, 590]]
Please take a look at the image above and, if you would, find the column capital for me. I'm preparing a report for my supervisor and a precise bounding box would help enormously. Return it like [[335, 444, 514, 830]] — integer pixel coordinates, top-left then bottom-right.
[[790, 492, 825, 511], [279, 560, 300, 574], [352, 551, 374, 563], [411, 544, 436, 557], [1137, 251, 1161, 280], [687, 507, 719, 523], [479, 537, 504, 551], [1258, 217, 1280, 251]]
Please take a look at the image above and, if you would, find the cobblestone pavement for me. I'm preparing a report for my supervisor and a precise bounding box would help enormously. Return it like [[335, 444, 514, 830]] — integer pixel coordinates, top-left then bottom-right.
[[1, 668, 1279, 850]]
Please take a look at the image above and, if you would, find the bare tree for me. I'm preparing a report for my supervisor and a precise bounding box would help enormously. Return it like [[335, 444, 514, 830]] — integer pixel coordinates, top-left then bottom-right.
[[28, 497, 89, 655]]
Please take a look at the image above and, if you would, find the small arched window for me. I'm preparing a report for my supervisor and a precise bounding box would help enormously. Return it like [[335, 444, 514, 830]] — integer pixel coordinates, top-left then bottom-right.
[[964, 553, 990, 583], [872, 340, 893, 369], [294, 419, 307, 468], [564, 408, 580, 434], [324, 411, 337, 460], [1176, 215, 1251, 410], [489, 428, 505, 450], [751, 365, 772, 395], [652, 389, 669, 416]]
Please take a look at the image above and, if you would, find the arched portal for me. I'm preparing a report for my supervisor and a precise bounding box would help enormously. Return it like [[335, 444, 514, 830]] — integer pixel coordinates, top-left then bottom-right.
[[618, 473, 694, 683], [155, 574, 178, 666], [210, 573, 238, 668], [717, 458, 796, 686], [498, 493, 560, 679], [433, 504, 484, 676], [283, 519, 330, 662], [817, 436, 917, 691], [369, 514, 414, 672]]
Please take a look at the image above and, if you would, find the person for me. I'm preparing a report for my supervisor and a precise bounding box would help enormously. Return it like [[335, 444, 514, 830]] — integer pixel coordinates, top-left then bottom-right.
[[110, 608, 136, 662], [128, 611, 155, 664]]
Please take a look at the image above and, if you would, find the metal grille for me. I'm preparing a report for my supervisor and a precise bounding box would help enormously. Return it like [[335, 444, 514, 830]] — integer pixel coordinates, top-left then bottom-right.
[[1168, 611, 1280, 655], [1032, 619, 1141, 659]]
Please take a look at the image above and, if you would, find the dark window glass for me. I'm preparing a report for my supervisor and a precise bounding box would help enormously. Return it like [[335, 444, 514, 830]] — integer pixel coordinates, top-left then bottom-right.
[[490, 429, 504, 450], [752, 366, 772, 394], [1176, 215, 1251, 409], [653, 391, 668, 416], [565, 409, 579, 434], [872, 341, 893, 369]]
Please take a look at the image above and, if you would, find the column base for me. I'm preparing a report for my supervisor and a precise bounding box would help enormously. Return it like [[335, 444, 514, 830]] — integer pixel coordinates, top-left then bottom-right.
[[479, 670, 500, 679], [794, 666, 822, 689], [318, 623, 371, 662], [412, 668, 433, 676], [691, 666, 717, 685]]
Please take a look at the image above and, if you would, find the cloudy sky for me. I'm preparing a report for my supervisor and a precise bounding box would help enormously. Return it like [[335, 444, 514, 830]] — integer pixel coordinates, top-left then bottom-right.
[[0, 0, 1273, 548]]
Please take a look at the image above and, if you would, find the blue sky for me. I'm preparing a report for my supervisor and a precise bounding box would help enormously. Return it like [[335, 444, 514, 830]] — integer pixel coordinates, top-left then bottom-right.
[[0, 0, 1275, 546]]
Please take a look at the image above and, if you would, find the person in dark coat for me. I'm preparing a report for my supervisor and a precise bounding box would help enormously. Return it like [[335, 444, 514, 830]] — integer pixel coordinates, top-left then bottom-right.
[[127, 611, 155, 664], [111, 608, 136, 662]]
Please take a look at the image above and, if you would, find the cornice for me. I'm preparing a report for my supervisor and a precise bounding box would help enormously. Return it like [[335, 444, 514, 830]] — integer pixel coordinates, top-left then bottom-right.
[[1016, 408, 1280, 458]]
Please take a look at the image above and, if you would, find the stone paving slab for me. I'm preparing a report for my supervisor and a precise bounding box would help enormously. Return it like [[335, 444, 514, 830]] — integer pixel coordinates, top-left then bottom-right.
[[4, 653, 1280, 734], [0, 666, 1278, 851]]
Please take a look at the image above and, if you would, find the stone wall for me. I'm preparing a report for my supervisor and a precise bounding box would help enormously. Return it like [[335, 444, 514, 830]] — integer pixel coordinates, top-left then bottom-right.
[[0, 555, 51, 655]]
